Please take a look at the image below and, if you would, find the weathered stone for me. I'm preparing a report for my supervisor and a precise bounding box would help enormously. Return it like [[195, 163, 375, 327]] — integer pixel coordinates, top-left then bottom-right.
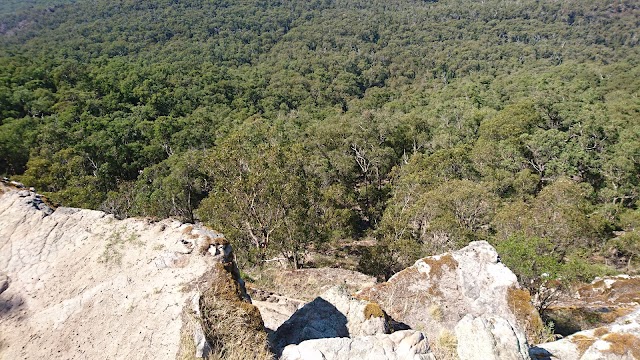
[[455, 314, 529, 360], [531, 308, 640, 360], [280, 330, 435, 360], [0, 185, 256, 360], [271, 285, 390, 354], [0, 271, 8, 294], [546, 275, 640, 336], [358, 241, 543, 345]]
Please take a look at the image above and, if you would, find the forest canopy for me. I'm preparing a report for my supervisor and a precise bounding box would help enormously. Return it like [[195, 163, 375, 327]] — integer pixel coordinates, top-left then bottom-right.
[[0, 0, 638, 285]]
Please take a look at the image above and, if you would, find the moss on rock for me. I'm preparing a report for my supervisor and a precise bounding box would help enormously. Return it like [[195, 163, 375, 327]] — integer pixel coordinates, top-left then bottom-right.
[[364, 302, 386, 319], [507, 286, 545, 343]]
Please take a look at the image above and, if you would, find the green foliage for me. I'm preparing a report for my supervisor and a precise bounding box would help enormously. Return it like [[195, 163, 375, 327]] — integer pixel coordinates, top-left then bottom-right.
[[493, 178, 610, 254], [0, 0, 638, 282], [197, 120, 327, 269], [131, 150, 210, 222], [495, 233, 615, 313]]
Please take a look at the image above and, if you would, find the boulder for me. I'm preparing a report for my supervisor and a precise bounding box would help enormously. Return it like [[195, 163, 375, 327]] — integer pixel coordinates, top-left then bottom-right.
[[455, 314, 529, 360], [531, 307, 640, 360], [271, 285, 390, 354], [0, 185, 266, 360], [358, 241, 543, 345], [280, 330, 435, 360]]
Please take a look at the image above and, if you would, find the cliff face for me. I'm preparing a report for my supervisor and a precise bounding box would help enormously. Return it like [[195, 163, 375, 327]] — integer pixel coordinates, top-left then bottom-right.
[[0, 185, 263, 360]]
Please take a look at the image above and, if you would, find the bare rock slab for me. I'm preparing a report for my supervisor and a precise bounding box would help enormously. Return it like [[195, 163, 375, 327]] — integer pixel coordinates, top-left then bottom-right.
[[546, 275, 640, 336], [0, 186, 234, 359]]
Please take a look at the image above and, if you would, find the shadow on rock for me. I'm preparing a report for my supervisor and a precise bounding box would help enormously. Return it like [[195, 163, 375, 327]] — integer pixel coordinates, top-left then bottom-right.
[[270, 297, 348, 355], [0, 292, 24, 317], [529, 346, 553, 360]]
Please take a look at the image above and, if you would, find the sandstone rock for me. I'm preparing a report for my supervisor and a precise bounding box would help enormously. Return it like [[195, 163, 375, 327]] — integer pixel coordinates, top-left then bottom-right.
[[271, 285, 390, 354], [546, 275, 640, 336], [0, 185, 260, 359], [531, 307, 640, 360], [358, 241, 543, 345], [280, 330, 435, 360], [455, 314, 529, 360]]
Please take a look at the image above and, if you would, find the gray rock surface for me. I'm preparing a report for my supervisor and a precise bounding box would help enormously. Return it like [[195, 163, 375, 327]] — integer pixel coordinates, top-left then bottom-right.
[[0, 185, 233, 359], [455, 314, 529, 360], [271, 286, 390, 354], [280, 330, 435, 360], [0, 271, 8, 294], [358, 241, 542, 345], [531, 307, 640, 360], [251, 291, 305, 331]]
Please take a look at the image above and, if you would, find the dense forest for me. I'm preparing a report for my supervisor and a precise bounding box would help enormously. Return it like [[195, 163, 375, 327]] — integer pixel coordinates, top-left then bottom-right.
[[1, 0, 639, 298]]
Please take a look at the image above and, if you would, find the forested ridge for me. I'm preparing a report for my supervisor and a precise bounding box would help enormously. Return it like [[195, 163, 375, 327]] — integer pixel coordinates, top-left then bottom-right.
[[1, 0, 639, 290]]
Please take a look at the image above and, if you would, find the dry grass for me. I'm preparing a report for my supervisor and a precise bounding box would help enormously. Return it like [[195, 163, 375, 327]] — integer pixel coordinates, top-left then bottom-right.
[[201, 297, 273, 360], [569, 334, 596, 357], [198, 263, 273, 360], [246, 267, 375, 301], [182, 225, 194, 234], [507, 286, 545, 344], [428, 304, 444, 323], [593, 327, 609, 337], [430, 329, 458, 360], [176, 315, 202, 360], [603, 333, 640, 358]]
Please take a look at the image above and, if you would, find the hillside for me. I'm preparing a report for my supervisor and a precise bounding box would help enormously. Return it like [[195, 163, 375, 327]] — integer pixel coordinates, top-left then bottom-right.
[[0, 0, 638, 308]]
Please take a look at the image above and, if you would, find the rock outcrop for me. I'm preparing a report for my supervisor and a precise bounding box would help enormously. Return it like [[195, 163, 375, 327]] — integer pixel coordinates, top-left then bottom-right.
[[455, 314, 530, 360], [269, 285, 435, 359], [250, 267, 377, 332], [250, 289, 306, 331], [270, 286, 391, 354], [0, 185, 267, 359], [531, 307, 640, 360], [358, 241, 543, 346], [546, 275, 640, 336], [281, 330, 435, 360]]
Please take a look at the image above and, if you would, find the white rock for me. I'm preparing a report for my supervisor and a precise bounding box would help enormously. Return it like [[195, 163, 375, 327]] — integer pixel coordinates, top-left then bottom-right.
[[281, 330, 435, 360], [455, 314, 529, 360], [271, 285, 389, 353], [358, 241, 542, 346], [0, 185, 237, 360]]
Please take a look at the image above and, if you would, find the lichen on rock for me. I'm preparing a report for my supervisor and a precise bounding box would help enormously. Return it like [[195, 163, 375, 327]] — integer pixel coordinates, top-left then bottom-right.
[[357, 241, 543, 348]]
